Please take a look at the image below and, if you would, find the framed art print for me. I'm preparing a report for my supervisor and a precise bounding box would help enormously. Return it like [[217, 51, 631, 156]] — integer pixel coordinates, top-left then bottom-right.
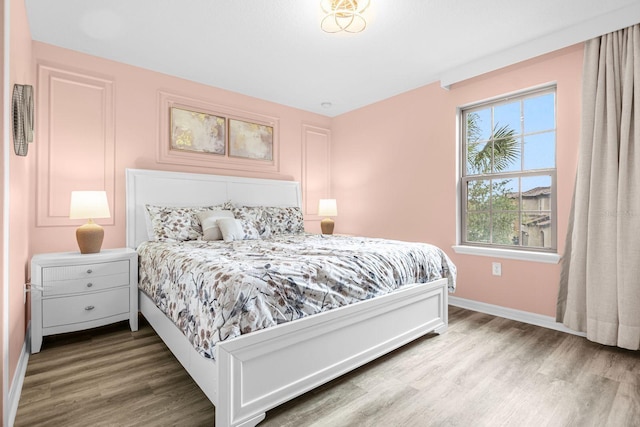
[[228, 118, 273, 161], [170, 107, 226, 155]]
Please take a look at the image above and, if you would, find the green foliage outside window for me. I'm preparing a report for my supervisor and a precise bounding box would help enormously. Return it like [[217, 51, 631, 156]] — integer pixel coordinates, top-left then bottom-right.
[[465, 112, 519, 245]]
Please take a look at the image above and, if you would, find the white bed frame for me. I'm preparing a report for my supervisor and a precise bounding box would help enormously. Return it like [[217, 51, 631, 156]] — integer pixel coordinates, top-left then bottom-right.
[[126, 168, 448, 427]]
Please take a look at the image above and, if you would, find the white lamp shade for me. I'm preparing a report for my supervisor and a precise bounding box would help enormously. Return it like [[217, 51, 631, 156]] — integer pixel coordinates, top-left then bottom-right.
[[69, 191, 111, 219], [318, 199, 338, 217]]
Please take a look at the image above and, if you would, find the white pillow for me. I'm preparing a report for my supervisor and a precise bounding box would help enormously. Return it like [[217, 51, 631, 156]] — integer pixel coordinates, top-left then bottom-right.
[[144, 208, 155, 241], [197, 210, 234, 241], [217, 218, 246, 242]]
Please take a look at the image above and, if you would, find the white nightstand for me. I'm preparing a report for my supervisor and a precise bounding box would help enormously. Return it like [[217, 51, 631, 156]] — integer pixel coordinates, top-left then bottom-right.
[[30, 248, 138, 353]]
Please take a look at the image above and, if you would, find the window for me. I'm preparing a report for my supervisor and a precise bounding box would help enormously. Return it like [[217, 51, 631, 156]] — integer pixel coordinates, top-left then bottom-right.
[[460, 86, 556, 252]]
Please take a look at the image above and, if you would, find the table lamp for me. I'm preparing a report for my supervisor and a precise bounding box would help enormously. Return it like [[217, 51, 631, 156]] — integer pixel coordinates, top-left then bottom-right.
[[69, 191, 111, 254], [318, 199, 338, 235]]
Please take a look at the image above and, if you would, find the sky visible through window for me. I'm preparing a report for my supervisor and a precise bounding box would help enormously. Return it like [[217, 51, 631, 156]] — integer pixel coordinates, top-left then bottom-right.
[[468, 92, 555, 192]]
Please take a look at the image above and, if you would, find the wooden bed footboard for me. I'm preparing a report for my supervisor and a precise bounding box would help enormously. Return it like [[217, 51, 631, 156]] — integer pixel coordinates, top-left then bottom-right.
[[216, 278, 447, 427], [140, 278, 448, 427]]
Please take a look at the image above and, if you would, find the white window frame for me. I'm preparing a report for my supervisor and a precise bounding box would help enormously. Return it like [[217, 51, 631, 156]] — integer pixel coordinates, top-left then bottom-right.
[[453, 85, 560, 264]]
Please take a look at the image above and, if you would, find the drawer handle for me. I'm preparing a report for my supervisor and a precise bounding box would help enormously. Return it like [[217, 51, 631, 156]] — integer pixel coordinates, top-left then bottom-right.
[[86, 283, 93, 288], [85, 305, 95, 311], [87, 269, 93, 274]]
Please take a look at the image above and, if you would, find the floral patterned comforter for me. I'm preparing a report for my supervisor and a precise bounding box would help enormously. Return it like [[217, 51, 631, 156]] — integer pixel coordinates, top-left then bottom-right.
[[138, 234, 456, 359]]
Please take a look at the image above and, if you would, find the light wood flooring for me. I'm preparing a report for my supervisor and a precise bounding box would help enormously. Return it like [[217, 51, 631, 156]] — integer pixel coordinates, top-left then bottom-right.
[[15, 307, 640, 426]]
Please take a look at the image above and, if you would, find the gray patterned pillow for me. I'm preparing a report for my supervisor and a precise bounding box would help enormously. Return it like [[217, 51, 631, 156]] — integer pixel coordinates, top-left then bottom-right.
[[264, 206, 305, 235], [146, 205, 226, 242], [217, 218, 261, 242], [231, 206, 272, 238]]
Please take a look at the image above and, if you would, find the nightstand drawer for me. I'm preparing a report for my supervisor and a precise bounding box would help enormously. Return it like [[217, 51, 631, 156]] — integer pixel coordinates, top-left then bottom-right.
[[42, 272, 130, 296], [42, 260, 129, 282], [31, 248, 138, 353], [42, 288, 130, 328]]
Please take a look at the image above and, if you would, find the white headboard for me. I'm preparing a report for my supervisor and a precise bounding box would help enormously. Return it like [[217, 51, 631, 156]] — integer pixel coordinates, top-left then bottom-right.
[[126, 168, 302, 249]]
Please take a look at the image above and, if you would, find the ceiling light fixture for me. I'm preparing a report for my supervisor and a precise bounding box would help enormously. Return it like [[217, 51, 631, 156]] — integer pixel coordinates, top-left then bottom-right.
[[320, 0, 370, 34]]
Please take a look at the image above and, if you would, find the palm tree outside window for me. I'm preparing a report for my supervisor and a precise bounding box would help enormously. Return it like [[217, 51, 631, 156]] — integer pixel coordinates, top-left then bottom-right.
[[460, 86, 557, 252]]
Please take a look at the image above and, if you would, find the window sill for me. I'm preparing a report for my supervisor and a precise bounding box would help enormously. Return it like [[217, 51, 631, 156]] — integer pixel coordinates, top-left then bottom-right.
[[451, 245, 561, 264]]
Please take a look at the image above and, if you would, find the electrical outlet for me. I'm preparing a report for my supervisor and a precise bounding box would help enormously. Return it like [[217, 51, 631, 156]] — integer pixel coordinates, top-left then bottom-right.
[[492, 262, 502, 276]]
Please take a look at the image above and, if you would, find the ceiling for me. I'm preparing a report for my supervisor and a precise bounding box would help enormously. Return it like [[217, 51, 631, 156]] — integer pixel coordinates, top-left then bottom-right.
[[25, 0, 640, 117]]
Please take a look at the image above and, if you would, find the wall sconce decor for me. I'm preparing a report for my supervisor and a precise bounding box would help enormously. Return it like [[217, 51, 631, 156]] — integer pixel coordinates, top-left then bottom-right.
[[12, 84, 34, 156]]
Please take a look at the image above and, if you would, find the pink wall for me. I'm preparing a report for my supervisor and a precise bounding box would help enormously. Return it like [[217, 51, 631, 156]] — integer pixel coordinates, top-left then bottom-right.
[[331, 44, 584, 317], [1, 0, 4, 418], [30, 41, 332, 255], [7, 0, 34, 401]]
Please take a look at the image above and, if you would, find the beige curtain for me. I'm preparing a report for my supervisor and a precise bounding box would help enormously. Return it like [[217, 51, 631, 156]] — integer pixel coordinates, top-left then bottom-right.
[[557, 24, 640, 350]]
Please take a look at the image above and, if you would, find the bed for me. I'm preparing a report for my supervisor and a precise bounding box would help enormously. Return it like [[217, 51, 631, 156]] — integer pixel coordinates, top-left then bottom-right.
[[126, 168, 454, 427]]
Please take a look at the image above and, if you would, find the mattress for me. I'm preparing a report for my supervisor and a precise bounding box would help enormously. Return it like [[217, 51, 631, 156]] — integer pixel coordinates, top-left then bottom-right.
[[138, 234, 456, 359]]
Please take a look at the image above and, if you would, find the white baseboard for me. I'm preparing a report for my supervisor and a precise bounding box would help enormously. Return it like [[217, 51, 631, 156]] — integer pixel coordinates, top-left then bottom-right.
[[448, 296, 586, 337], [7, 322, 30, 427]]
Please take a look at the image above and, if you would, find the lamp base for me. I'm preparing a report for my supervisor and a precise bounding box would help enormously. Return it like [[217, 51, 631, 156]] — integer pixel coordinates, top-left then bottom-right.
[[321, 218, 335, 235], [76, 220, 104, 254]]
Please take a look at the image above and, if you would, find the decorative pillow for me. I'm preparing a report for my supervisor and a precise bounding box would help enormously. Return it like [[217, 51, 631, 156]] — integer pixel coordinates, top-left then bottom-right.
[[264, 206, 305, 235], [231, 206, 272, 238], [143, 207, 156, 241], [197, 210, 234, 241], [217, 218, 261, 242], [145, 205, 224, 242]]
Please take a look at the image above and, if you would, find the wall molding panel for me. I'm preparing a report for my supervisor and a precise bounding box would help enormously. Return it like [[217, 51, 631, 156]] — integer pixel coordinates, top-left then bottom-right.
[[36, 63, 115, 227], [301, 124, 331, 218], [157, 91, 280, 174]]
